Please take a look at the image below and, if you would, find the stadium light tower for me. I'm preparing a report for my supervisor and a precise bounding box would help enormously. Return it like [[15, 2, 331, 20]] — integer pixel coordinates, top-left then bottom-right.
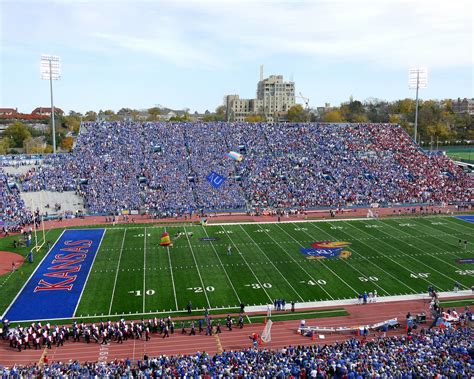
[[408, 67, 427, 144], [40, 55, 61, 154]]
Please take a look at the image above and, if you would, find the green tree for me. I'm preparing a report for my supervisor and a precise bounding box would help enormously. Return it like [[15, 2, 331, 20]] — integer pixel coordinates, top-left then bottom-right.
[[287, 104, 307, 122], [245, 114, 265, 122], [215, 105, 226, 121], [4, 121, 31, 148], [64, 116, 81, 134], [147, 107, 161, 121], [84, 111, 97, 121], [60, 136, 75, 151], [322, 109, 345, 123], [0, 138, 10, 154]]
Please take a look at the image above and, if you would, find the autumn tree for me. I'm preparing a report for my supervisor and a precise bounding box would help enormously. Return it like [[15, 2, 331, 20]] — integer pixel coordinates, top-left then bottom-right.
[[3, 121, 31, 147]]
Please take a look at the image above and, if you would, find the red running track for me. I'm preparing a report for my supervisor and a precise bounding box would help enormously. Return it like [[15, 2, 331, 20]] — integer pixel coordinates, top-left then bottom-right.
[[2, 298, 471, 366]]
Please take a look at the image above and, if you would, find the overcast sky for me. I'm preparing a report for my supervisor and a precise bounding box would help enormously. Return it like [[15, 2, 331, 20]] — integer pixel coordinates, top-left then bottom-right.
[[1, 0, 472, 114]]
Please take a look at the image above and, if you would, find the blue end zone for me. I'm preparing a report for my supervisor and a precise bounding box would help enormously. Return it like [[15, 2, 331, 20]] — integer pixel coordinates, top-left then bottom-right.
[[3, 229, 105, 322], [456, 215, 474, 224]]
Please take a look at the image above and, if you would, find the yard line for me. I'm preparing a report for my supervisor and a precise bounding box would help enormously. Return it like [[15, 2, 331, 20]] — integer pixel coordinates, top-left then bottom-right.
[[201, 226, 242, 304], [378, 220, 472, 286], [352, 220, 457, 288], [164, 226, 179, 311], [108, 228, 127, 314], [143, 228, 147, 313], [409, 219, 472, 255], [219, 225, 273, 302], [446, 216, 474, 232], [315, 222, 413, 294], [337, 221, 417, 292], [73, 229, 106, 317], [276, 223, 359, 296], [184, 226, 211, 309], [239, 225, 304, 302], [428, 218, 474, 241], [258, 226, 333, 300], [291, 222, 389, 295]]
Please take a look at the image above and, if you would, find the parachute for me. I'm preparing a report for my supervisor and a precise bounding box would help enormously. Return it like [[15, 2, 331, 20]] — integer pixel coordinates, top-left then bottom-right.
[[160, 232, 173, 246], [226, 151, 243, 162]]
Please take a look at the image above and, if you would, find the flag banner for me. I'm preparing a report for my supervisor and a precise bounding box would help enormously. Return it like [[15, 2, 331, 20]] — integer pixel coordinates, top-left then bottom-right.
[[206, 171, 226, 189], [261, 319, 273, 343]]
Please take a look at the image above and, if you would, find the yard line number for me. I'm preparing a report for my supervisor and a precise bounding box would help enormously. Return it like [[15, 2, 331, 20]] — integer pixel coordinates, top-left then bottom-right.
[[187, 286, 215, 293], [129, 289, 155, 296], [300, 279, 327, 286], [358, 276, 379, 282], [456, 270, 474, 276], [410, 272, 430, 279], [245, 283, 272, 289]]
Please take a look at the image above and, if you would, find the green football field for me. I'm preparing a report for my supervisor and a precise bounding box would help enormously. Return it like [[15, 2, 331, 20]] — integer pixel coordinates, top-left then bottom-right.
[[1, 216, 473, 321]]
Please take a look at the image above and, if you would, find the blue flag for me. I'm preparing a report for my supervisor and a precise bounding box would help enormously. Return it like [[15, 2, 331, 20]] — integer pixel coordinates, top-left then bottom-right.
[[206, 172, 225, 189]]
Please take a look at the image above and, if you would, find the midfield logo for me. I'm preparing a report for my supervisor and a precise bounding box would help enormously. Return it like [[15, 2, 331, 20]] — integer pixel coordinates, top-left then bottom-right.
[[300, 241, 352, 260]]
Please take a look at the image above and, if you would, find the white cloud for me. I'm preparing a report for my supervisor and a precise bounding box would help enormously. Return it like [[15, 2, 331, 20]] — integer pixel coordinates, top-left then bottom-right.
[[170, 0, 473, 69]]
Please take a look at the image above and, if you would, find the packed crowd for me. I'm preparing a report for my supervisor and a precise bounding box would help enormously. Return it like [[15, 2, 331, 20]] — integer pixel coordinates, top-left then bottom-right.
[[4, 122, 473, 217], [0, 327, 472, 377], [0, 169, 31, 225]]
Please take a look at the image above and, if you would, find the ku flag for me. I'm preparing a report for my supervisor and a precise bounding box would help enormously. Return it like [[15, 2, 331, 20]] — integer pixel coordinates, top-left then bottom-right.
[[207, 171, 226, 189]]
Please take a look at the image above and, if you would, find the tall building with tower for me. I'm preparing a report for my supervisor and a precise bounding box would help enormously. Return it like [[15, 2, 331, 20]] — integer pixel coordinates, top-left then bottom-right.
[[224, 66, 295, 122]]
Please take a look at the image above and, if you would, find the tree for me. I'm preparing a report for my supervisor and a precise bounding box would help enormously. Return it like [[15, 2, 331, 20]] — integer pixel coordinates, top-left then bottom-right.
[[60, 136, 74, 151], [322, 109, 345, 123], [64, 116, 81, 134], [147, 107, 161, 121], [23, 137, 46, 154], [215, 105, 226, 121], [287, 104, 307, 122], [0, 138, 10, 154], [3, 121, 31, 148], [84, 111, 97, 121], [245, 114, 265, 122]]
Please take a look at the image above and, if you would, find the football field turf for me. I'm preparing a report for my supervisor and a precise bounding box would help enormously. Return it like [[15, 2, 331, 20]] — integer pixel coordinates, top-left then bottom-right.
[[2, 216, 473, 322]]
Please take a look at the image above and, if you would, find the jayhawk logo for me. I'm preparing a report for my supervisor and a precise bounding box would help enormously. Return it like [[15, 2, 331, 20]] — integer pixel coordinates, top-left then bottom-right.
[[300, 241, 351, 260]]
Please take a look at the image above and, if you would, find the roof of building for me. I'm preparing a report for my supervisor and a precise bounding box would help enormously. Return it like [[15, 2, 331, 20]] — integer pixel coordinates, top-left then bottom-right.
[[31, 107, 64, 114]]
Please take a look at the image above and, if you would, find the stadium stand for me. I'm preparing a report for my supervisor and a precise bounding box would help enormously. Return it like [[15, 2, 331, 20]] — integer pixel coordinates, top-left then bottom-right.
[[3, 122, 473, 217], [0, 327, 471, 377]]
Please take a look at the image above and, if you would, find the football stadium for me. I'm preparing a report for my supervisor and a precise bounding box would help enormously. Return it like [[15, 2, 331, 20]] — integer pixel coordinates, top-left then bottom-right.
[[1, 1, 473, 377]]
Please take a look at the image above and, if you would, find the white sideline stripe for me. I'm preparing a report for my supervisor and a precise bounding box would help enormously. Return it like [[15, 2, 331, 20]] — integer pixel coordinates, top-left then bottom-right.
[[164, 226, 179, 311], [8, 290, 473, 323], [244, 290, 474, 313], [1, 229, 66, 321], [73, 229, 106, 317], [108, 229, 127, 314], [206, 215, 464, 226]]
